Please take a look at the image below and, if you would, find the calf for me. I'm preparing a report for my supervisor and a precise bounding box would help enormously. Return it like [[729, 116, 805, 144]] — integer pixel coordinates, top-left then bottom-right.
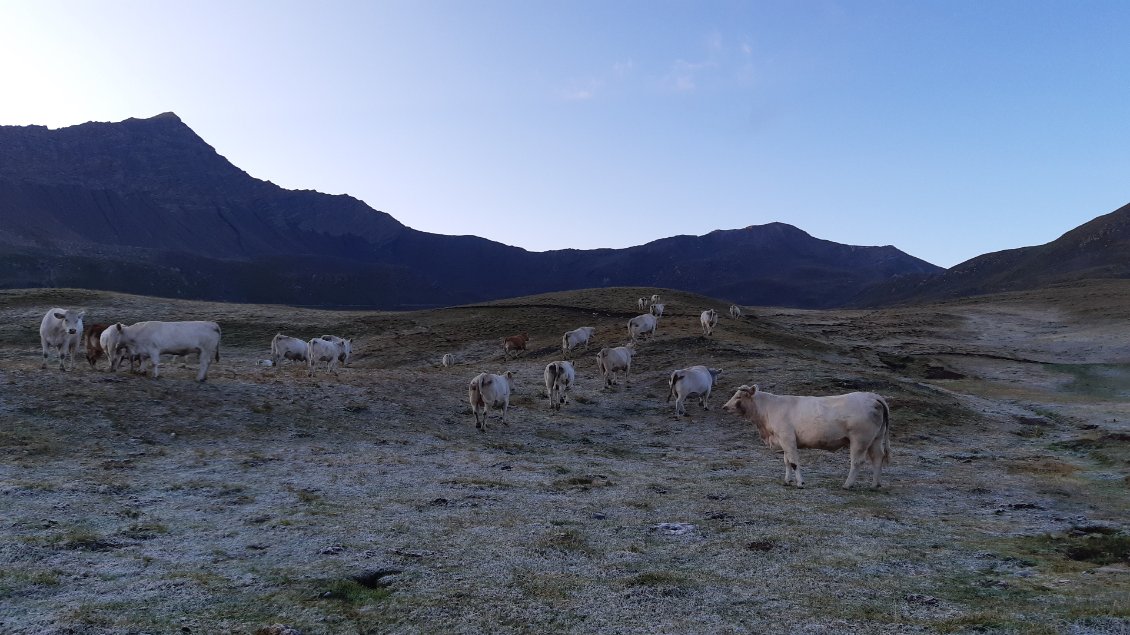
[[562, 326, 596, 355], [596, 345, 635, 387], [320, 335, 353, 366], [628, 313, 658, 342], [468, 371, 516, 431], [271, 333, 309, 368], [307, 337, 345, 376], [667, 365, 722, 416], [544, 360, 575, 411], [729, 304, 743, 319], [442, 353, 455, 367], [723, 385, 891, 489], [116, 321, 221, 381], [700, 309, 719, 336], [503, 332, 530, 358], [39, 308, 85, 371], [84, 323, 111, 369]]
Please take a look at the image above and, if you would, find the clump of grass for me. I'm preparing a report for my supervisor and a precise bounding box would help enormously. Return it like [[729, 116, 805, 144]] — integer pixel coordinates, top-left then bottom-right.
[[540, 529, 590, 553], [121, 522, 168, 540], [319, 579, 392, 605]]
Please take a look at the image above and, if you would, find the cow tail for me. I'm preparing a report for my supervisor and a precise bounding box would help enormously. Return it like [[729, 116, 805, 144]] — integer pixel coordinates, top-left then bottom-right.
[[878, 397, 891, 466], [667, 370, 681, 402], [215, 324, 222, 362]]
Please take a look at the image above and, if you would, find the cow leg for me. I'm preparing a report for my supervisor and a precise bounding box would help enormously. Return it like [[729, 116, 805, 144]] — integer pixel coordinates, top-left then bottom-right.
[[149, 352, 161, 379], [501, 398, 510, 426], [701, 393, 710, 410], [41, 339, 49, 369], [781, 443, 803, 487], [867, 442, 885, 488], [843, 442, 868, 489], [197, 347, 211, 382], [55, 344, 66, 371], [675, 395, 686, 416]]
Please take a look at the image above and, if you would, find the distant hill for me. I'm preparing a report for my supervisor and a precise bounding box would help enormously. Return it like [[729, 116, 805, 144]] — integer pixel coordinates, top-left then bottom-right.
[[0, 112, 940, 309], [854, 202, 1130, 306]]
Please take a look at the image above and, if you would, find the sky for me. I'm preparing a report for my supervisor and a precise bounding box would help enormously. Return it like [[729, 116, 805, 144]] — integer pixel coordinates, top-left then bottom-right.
[[1, 1, 1127, 268]]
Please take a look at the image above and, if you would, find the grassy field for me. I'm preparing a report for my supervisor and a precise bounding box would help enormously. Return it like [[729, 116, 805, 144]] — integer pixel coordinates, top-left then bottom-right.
[[1, 283, 1128, 634]]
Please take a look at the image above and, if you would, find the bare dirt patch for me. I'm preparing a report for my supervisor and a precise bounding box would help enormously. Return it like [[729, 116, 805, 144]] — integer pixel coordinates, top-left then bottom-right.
[[1, 284, 1128, 633]]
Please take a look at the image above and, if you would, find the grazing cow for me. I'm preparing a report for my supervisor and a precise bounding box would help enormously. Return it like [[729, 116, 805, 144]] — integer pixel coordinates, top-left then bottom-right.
[[544, 360, 575, 411], [39, 308, 85, 371], [700, 309, 719, 336], [650, 294, 661, 305], [596, 345, 635, 387], [722, 385, 891, 489], [307, 337, 345, 376], [84, 323, 111, 369], [667, 365, 723, 416], [442, 353, 455, 367], [628, 313, 658, 342], [115, 321, 221, 381], [468, 371, 516, 431], [562, 326, 596, 355], [320, 335, 353, 366], [729, 304, 743, 319], [650, 303, 665, 318], [638, 297, 647, 310], [503, 332, 530, 358], [271, 334, 309, 368]]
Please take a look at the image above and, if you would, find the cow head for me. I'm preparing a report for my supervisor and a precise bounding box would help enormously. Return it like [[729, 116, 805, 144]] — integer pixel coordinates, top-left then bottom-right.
[[723, 384, 758, 415], [54, 309, 85, 335], [708, 368, 723, 386], [504, 370, 516, 389]]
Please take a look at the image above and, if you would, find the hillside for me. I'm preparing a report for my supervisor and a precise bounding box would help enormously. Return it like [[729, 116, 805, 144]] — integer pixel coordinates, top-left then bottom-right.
[[854, 201, 1130, 306], [0, 284, 1127, 632], [0, 113, 940, 309]]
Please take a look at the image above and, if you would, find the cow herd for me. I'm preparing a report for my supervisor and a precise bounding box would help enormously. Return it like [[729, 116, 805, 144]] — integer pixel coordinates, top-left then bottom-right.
[[35, 295, 893, 489], [452, 296, 892, 488]]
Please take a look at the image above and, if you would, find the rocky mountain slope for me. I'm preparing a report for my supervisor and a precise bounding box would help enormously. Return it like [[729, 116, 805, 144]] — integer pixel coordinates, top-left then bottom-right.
[[0, 113, 941, 308]]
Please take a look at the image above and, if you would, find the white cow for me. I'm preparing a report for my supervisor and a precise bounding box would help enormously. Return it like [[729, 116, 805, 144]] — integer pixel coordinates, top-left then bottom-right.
[[271, 334, 309, 368], [650, 303, 665, 318], [729, 304, 743, 319], [468, 371, 516, 431], [628, 313, 659, 342], [722, 385, 891, 489], [100, 323, 129, 372], [562, 326, 597, 355], [638, 297, 647, 310], [650, 294, 661, 305], [39, 308, 85, 370], [320, 335, 353, 366], [700, 309, 719, 336], [115, 321, 221, 381], [667, 365, 723, 416], [307, 337, 345, 376], [442, 353, 455, 367], [544, 360, 575, 411], [596, 345, 635, 387]]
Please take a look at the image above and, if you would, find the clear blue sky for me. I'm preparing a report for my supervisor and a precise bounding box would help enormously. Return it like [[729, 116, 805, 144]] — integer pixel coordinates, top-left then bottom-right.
[[2, 1, 1127, 267]]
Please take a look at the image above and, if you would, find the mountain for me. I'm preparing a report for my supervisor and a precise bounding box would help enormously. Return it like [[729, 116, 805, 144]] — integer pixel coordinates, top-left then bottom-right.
[[854, 202, 1130, 306], [0, 113, 941, 309]]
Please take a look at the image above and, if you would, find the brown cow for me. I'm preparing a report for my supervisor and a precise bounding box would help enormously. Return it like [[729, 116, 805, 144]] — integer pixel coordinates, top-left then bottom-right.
[[503, 332, 530, 358], [84, 323, 111, 369]]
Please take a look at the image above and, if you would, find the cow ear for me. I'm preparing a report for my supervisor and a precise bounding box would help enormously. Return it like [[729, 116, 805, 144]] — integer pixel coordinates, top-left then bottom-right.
[[505, 370, 515, 379], [751, 384, 759, 394], [78, 311, 86, 319], [54, 312, 66, 319], [115, 323, 123, 331]]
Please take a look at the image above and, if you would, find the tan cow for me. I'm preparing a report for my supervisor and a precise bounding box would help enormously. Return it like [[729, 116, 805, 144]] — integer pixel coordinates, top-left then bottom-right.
[[596, 344, 635, 387], [723, 385, 891, 489], [700, 309, 719, 336]]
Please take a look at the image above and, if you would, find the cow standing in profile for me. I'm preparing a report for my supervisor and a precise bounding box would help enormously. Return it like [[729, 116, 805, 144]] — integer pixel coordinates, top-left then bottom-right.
[[723, 385, 891, 489]]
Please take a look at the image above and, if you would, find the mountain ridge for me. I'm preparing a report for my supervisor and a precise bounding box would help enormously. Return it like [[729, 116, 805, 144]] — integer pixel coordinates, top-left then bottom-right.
[[1, 112, 943, 309]]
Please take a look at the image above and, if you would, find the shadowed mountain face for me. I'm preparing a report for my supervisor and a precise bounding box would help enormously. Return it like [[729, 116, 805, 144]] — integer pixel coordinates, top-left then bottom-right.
[[0, 113, 941, 309], [854, 202, 1130, 307]]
